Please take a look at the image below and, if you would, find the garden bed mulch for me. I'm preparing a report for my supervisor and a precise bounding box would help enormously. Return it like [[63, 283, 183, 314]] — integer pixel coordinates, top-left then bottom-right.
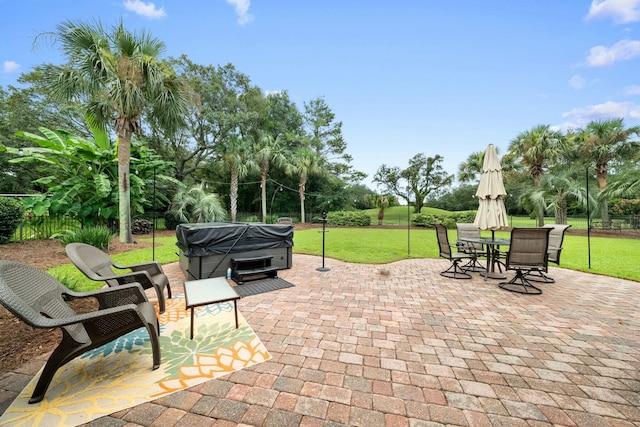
[[0, 231, 174, 375]]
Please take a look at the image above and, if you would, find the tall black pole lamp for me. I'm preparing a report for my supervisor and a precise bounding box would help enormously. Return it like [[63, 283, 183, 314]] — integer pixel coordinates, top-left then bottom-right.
[[316, 211, 330, 272], [586, 166, 591, 269]]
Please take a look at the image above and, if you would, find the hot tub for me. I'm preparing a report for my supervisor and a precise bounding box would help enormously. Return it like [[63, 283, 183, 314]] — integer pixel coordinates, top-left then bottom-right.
[[176, 222, 294, 280]]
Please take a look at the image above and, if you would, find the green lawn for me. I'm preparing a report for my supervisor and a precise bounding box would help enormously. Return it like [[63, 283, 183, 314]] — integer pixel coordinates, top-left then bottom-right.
[[293, 227, 640, 282], [49, 227, 639, 291], [49, 236, 180, 292]]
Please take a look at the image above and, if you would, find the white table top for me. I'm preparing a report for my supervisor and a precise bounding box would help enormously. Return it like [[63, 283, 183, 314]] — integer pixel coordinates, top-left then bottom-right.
[[184, 277, 240, 308]]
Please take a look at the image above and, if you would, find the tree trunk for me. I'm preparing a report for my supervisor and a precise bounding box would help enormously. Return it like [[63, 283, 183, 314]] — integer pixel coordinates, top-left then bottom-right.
[[533, 174, 544, 226], [261, 170, 267, 223], [299, 181, 306, 224], [118, 133, 133, 244], [597, 170, 609, 224], [556, 194, 567, 224], [378, 209, 384, 225], [230, 167, 238, 222]]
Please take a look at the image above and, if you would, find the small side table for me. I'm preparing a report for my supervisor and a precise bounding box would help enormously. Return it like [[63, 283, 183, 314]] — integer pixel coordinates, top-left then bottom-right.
[[184, 277, 240, 340]]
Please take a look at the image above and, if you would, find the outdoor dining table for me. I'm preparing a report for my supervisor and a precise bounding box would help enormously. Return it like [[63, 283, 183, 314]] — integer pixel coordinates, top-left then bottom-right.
[[460, 236, 510, 280]]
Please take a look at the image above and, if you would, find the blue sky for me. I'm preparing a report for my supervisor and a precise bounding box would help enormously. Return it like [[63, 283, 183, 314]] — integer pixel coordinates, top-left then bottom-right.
[[2, 0, 640, 189]]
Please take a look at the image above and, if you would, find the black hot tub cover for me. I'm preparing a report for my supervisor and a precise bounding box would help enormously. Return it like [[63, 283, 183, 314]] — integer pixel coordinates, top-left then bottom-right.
[[176, 222, 294, 257]]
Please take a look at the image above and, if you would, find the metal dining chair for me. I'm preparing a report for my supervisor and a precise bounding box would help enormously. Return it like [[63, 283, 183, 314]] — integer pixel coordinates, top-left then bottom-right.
[[435, 223, 477, 279], [499, 227, 551, 294], [525, 224, 571, 283]]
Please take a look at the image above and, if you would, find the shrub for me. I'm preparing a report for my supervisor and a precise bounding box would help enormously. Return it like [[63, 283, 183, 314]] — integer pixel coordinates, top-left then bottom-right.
[[326, 211, 371, 226], [412, 211, 476, 228], [0, 197, 25, 243], [412, 213, 438, 227], [243, 215, 260, 223], [610, 199, 640, 216], [57, 226, 114, 250]]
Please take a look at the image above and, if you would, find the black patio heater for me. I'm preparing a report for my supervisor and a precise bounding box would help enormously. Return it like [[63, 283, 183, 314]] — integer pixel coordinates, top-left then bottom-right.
[[317, 211, 330, 272]]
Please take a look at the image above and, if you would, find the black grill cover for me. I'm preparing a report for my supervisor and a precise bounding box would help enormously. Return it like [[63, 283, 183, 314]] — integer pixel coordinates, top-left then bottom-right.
[[176, 222, 294, 257]]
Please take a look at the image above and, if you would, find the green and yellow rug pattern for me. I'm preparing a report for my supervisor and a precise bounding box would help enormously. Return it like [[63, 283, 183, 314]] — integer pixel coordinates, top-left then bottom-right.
[[0, 296, 270, 426]]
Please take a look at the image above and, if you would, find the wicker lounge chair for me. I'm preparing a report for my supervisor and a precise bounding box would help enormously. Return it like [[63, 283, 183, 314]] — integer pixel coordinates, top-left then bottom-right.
[[0, 260, 160, 403], [455, 223, 488, 272], [525, 224, 572, 283], [499, 227, 551, 294], [65, 243, 172, 313], [435, 223, 477, 279]]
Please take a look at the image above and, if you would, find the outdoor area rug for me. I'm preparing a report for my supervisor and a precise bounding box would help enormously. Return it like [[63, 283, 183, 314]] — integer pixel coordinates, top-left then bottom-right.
[[234, 277, 295, 297], [0, 296, 270, 427]]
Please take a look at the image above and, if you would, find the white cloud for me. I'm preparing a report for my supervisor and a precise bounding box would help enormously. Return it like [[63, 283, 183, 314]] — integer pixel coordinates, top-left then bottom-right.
[[3, 60, 20, 73], [623, 85, 640, 95], [586, 39, 640, 66], [264, 89, 283, 96], [569, 74, 587, 90], [226, 0, 254, 25], [586, 0, 640, 24], [630, 105, 640, 118], [556, 101, 634, 130], [123, 0, 166, 20]]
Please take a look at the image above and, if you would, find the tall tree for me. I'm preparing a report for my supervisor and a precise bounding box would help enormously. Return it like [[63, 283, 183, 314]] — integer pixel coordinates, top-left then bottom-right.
[[286, 147, 322, 223], [374, 154, 453, 213], [262, 91, 304, 140], [302, 97, 364, 183], [157, 58, 262, 183], [457, 150, 485, 183], [506, 124, 564, 226], [213, 136, 258, 222], [255, 132, 287, 222], [575, 118, 640, 223], [38, 20, 188, 243], [529, 166, 591, 224]]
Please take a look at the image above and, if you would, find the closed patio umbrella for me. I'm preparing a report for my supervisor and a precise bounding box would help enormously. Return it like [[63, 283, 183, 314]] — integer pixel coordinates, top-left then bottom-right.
[[474, 144, 508, 278], [474, 144, 508, 233]]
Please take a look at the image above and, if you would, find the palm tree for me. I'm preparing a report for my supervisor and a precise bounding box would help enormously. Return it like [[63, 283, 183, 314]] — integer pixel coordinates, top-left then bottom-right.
[[374, 195, 389, 225], [40, 20, 188, 243], [506, 124, 564, 226], [457, 150, 485, 183], [214, 136, 258, 222], [286, 147, 321, 223], [254, 132, 287, 222], [169, 183, 227, 223], [529, 167, 591, 224], [575, 118, 640, 223]]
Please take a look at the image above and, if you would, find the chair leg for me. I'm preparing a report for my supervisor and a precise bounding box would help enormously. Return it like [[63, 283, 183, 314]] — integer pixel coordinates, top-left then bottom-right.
[[154, 285, 166, 314], [499, 270, 542, 295], [461, 257, 485, 273], [146, 323, 161, 370], [524, 270, 555, 283], [441, 259, 472, 279], [29, 338, 87, 403]]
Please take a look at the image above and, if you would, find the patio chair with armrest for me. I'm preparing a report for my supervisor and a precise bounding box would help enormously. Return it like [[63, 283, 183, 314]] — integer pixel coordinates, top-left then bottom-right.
[[435, 223, 477, 279], [455, 223, 488, 272], [525, 224, 572, 283], [499, 227, 551, 294], [65, 242, 172, 313], [0, 260, 161, 404]]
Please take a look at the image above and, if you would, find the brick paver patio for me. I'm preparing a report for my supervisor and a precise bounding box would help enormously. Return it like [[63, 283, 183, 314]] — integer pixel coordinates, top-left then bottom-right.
[[1, 254, 639, 426]]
